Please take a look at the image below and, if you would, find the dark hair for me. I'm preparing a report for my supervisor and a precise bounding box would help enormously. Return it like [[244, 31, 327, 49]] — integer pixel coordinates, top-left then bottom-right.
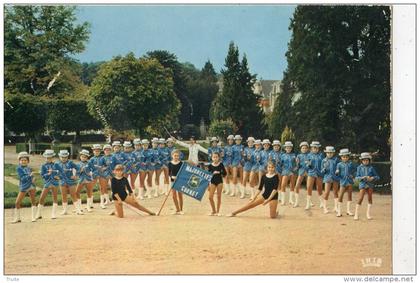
[[212, 152, 220, 157]]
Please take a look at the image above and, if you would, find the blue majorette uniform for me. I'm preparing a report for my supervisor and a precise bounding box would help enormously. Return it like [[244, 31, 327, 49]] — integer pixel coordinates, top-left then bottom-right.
[[269, 150, 282, 174], [251, 148, 263, 172], [296, 152, 310, 176], [132, 148, 143, 173], [321, 156, 340, 183], [260, 149, 272, 171], [98, 155, 113, 178], [56, 160, 78, 186], [307, 152, 324, 178], [150, 147, 162, 170], [208, 146, 223, 162], [231, 144, 243, 167], [88, 155, 102, 179], [40, 162, 60, 188], [280, 152, 297, 176], [123, 151, 137, 174], [243, 146, 254, 172], [159, 147, 170, 168], [335, 161, 356, 186], [77, 160, 94, 184], [17, 165, 34, 192], [223, 144, 233, 167], [111, 151, 126, 171], [356, 164, 380, 189]]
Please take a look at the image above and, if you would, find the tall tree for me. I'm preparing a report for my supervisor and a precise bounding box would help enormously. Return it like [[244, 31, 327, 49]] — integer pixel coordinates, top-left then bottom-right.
[[4, 5, 90, 96], [211, 42, 266, 137], [271, 6, 390, 157]]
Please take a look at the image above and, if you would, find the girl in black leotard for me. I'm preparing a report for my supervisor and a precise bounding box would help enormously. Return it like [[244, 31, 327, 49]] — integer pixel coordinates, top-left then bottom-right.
[[207, 152, 227, 216], [227, 161, 279, 219], [168, 149, 184, 215]]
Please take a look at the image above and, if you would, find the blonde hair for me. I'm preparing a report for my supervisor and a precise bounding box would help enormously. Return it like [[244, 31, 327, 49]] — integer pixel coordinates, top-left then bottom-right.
[[171, 149, 180, 156], [114, 164, 124, 171]]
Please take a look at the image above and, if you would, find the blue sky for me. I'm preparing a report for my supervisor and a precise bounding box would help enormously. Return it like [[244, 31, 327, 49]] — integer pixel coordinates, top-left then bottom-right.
[[74, 5, 296, 80]]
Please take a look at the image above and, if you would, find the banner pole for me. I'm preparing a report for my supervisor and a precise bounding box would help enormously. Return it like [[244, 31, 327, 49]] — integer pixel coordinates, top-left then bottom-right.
[[157, 188, 172, 216]]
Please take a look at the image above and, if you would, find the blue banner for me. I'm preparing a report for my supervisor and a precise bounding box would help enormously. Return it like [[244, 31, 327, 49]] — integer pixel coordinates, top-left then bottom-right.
[[171, 162, 212, 201]]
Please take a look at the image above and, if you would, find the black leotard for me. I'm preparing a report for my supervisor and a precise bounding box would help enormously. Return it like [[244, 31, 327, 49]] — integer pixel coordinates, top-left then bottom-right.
[[208, 162, 227, 185], [111, 177, 132, 201], [168, 161, 183, 182], [258, 174, 279, 200]]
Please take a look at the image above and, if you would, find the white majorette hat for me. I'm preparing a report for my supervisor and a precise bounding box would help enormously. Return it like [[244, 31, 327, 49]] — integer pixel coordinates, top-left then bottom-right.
[[58, 150, 70, 157], [339, 148, 351, 156], [210, 137, 219, 142], [299, 141, 309, 148], [133, 138, 141, 145], [254, 139, 262, 145], [166, 138, 174, 143], [284, 141, 293, 147], [310, 141, 321, 147], [92, 144, 102, 150], [151, 137, 159, 143], [234, 135, 242, 140], [246, 137, 255, 142], [80, 149, 90, 157], [272, 140, 281, 146], [324, 146, 335, 153], [123, 141, 132, 148], [18, 151, 30, 160], [112, 141, 121, 147], [141, 139, 149, 144], [262, 139, 271, 145], [158, 138, 166, 144], [359, 152, 372, 160], [103, 144, 112, 150], [42, 149, 55, 158], [227, 135, 234, 140]]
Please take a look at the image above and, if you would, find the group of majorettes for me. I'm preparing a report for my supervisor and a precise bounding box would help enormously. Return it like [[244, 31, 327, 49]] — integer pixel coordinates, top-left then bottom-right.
[[12, 135, 379, 222]]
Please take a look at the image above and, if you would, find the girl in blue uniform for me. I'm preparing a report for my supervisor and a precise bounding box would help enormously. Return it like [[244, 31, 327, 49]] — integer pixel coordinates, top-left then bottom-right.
[[111, 141, 125, 171], [241, 137, 255, 198], [279, 141, 297, 206], [230, 135, 244, 197], [142, 139, 155, 199], [305, 141, 324, 210], [249, 139, 263, 200], [228, 161, 279, 219], [208, 137, 223, 163], [132, 138, 143, 198], [150, 138, 162, 198], [321, 146, 340, 214], [36, 149, 60, 220], [294, 142, 310, 207], [88, 144, 102, 208], [269, 140, 282, 199], [354, 152, 380, 220], [335, 148, 355, 217], [260, 139, 272, 179], [56, 150, 81, 215], [98, 144, 113, 208], [12, 152, 37, 223], [75, 149, 95, 213], [122, 141, 137, 193], [158, 138, 171, 195], [223, 135, 234, 195]]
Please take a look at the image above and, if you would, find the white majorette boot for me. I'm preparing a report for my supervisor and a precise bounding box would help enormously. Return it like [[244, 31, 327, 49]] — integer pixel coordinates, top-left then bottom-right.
[[310, 199, 315, 207], [61, 202, 68, 215], [367, 204, 373, 220], [240, 184, 245, 199], [158, 184, 164, 195], [51, 203, 58, 219], [334, 198, 339, 212], [281, 192, 286, 206], [90, 197, 94, 208], [319, 196, 324, 208], [305, 195, 311, 210], [289, 191, 294, 205], [76, 200, 84, 215], [86, 198, 92, 212], [249, 185, 255, 200], [323, 199, 329, 214], [138, 187, 145, 200], [12, 208, 21, 223], [165, 183, 170, 196], [31, 206, 37, 222], [100, 194, 105, 209], [36, 204, 43, 219], [346, 201, 354, 216], [104, 193, 111, 205], [230, 184, 236, 197], [293, 192, 299, 207], [354, 204, 360, 220], [153, 185, 159, 198], [146, 186, 152, 199], [336, 202, 342, 217]]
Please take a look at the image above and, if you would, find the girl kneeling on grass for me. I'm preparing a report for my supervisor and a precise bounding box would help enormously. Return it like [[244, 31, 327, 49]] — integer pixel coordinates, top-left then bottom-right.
[[110, 164, 155, 218], [227, 161, 279, 219], [12, 152, 37, 223]]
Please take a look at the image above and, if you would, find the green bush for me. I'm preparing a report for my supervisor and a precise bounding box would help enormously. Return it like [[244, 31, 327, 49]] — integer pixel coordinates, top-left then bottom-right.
[[15, 143, 28, 153]]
